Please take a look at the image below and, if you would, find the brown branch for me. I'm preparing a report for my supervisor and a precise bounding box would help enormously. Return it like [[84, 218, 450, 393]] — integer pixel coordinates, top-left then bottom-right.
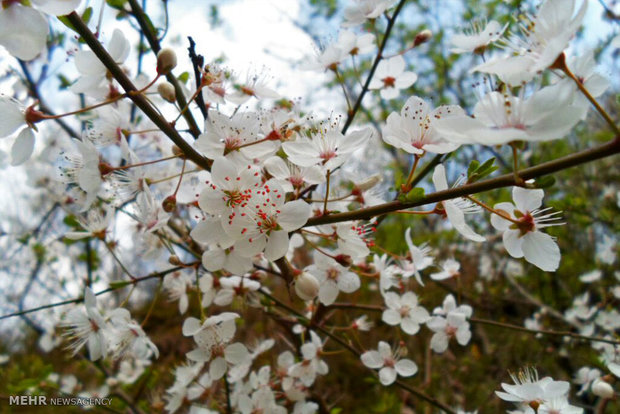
[[0, 266, 185, 321], [305, 136, 620, 227], [126, 0, 202, 138], [64, 12, 212, 171], [341, 0, 409, 134], [470, 317, 620, 345]]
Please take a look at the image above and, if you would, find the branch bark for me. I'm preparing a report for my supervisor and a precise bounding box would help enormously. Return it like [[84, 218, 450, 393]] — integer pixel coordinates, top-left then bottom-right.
[[306, 136, 620, 227]]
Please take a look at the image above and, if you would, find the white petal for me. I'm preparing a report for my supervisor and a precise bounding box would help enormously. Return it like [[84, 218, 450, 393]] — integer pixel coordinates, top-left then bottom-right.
[[10, 128, 35, 165], [382, 309, 402, 326], [32, 0, 82, 16], [264, 230, 289, 261], [0, 97, 25, 138], [512, 187, 543, 213], [360, 350, 382, 369], [278, 200, 311, 231], [209, 356, 227, 380], [522, 231, 561, 271], [379, 367, 397, 385], [445, 201, 485, 242], [432, 164, 448, 191], [182, 317, 202, 336], [0, 5, 48, 61], [395, 359, 417, 377], [224, 343, 249, 364], [502, 229, 525, 258]]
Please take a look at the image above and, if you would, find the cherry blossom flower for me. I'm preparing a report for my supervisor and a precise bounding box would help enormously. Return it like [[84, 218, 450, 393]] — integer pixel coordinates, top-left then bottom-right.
[[473, 0, 588, 84], [430, 259, 460, 281], [289, 331, 328, 386], [342, 0, 397, 27], [65, 206, 113, 240], [573, 366, 601, 396], [183, 313, 240, 362], [334, 222, 372, 259], [434, 86, 583, 146], [538, 397, 583, 414], [214, 275, 261, 306], [195, 110, 273, 161], [490, 187, 563, 271], [305, 251, 360, 306], [558, 51, 610, 120], [282, 125, 372, 171], [197, 157, 262, 217], [58, 139, 104, 210], [228, 71, 280, 105], [361, 341, 418, 385], [224, 179, 311, 261], [60, 288, 108, 361], [163, 271, 194, 314], [368, 55, 417, 100], [307, 44, 348, 72], [263, 156, 325, 193], [382, 96, 463, 155], [403, 227, 433, 285], [335, 30, 375, 56], [208, 342, 250, 381], [108, 308, 159, 360], [71, 29, 131, 97], [426, 294, 472, 353], [497, 367, 568, 403], [382, 291, 430, 335], [450, 20, 507, 54], [432, 165, 485, 242]]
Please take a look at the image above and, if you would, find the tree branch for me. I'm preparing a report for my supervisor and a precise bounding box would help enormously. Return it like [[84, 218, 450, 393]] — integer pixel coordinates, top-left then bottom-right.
[[126, 0, 202, 138], [64, 12, 212, 171], [305, 136, 620, 227]]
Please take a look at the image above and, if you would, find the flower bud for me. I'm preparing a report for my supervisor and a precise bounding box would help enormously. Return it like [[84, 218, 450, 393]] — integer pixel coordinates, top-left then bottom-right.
[[157, 48, 177, 75], [294, 272, 320, 301], [157, 81, 177, 103], [414, 29, 433, 47], [162, 195, 177, 213], [592, 378, 614, 399], [168, 255, 181, 265], [334, 254, 352, 267]]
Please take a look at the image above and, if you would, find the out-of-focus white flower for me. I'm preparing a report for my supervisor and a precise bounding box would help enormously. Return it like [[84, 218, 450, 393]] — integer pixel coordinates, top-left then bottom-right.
[[382, 291, 430, 335], [361, 341, 417, 385], [60, 288, 109, 361], [342, 0, 397, 27], [368, 55, 417, 100], [450, 20, 507, 54], [473, 0, 588, 84], [426, 294, 472, 353]]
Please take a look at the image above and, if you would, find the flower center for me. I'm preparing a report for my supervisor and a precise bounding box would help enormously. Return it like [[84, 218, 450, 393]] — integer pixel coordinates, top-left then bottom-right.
[[382, 76, 396, 88]]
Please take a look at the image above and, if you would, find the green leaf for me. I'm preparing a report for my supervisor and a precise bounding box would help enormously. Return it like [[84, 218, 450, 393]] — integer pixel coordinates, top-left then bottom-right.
[[177, 72, 190, 84], [468, 157, 497, 182], [533, 175, 556, 188], [467, 159, 480, 178], [404, 187, 425, 202], [109, 280, 133, 289], [82, 7, 93, 25], [57, 15, 75, 31], [106, 0, 128, 8]]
